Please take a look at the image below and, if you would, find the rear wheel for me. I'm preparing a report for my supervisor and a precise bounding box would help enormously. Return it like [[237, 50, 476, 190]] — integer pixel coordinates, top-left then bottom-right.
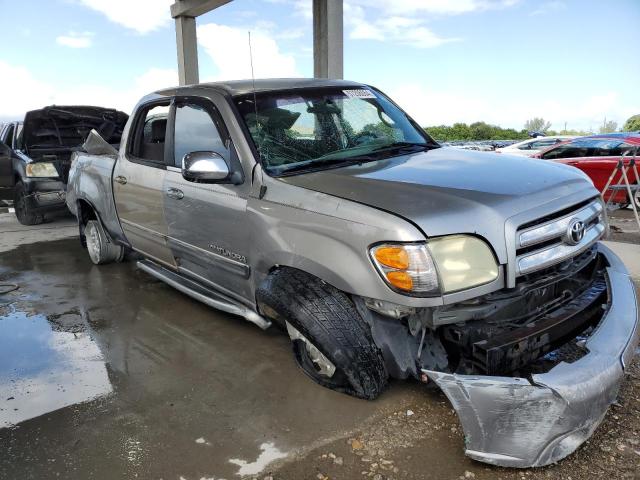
[[85, 220, 124, 265], [13, 181, 44, 225], [257, 268, 388, 400]]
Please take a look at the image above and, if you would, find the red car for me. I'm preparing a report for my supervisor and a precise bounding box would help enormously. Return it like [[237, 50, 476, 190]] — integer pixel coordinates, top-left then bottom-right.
[[534, 133, 640, 207]]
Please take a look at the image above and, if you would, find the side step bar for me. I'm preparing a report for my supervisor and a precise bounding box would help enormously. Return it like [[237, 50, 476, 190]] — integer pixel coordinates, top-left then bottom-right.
[[137, 260, 271, 330]]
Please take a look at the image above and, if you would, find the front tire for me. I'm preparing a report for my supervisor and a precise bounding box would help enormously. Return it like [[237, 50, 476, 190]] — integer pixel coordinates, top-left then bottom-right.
[[257, 268, 388, 400], [85, 220, 124, 265], [13, 181, 44, 225]]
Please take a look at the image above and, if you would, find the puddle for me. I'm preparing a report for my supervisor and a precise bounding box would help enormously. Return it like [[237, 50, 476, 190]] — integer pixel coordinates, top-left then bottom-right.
[[0, 306, 112, 428]]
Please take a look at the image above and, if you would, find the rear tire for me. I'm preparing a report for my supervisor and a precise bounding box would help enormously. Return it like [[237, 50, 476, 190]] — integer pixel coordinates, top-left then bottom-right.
[[85, 220, 124, 265], [13, 181, 44, 226], [257, 268, 388, 400], [633, 189, 640, 210]]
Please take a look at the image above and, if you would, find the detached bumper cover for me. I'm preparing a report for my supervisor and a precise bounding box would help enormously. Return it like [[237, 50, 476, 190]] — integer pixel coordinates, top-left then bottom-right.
[[424, 243, 639, 468]]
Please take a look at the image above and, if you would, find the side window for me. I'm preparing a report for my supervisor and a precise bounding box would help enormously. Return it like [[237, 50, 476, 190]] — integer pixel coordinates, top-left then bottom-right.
[[530, 139, 556, 149], [541, 144, 588, 160], [517, 142, 532, 150], [3, 124, 15, 147], [173, 103, 229, 168], [129, 103, 170, 166]]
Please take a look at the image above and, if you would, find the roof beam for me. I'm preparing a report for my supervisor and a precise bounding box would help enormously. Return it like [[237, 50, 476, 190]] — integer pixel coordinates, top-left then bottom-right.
[[170, 0, 231, 18]]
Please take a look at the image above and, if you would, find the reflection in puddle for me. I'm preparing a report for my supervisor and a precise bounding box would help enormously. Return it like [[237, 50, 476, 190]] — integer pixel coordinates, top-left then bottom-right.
[[0, 306, 112, 428]]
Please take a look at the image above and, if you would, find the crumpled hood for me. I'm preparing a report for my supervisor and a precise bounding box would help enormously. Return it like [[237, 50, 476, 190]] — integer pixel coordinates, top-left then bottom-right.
[[281, 147, 598, 264], [23, 105, 128, 154]]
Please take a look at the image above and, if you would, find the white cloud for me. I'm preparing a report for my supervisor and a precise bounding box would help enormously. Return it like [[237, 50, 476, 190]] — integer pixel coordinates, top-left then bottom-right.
[[77, 0, 173, 34], [197, 23, 299, 80], [56, 31, 94, 48], [0, 60, 177, 121], [530, 1, 566, 16], [346, 5, 460, 48], [348, 0, 519, 16], [385, 82, 636, 132]]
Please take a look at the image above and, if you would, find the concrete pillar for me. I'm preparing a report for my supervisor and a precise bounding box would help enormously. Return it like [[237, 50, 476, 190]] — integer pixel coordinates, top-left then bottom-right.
[[175, 15, 199, 85], [313, 0, 343, 79]]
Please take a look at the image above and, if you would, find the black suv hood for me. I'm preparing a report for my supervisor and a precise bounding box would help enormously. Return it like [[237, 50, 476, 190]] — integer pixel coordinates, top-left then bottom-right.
[[23, 105, 128, 153]]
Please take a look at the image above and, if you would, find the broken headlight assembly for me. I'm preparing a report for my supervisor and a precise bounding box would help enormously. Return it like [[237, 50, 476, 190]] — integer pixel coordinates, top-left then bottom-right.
[[26, 162, 59, 178], [369, 235, 498, 296]]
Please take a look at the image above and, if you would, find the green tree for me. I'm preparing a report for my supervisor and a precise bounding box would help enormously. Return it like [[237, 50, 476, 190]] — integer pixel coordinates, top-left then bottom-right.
[[424, 122, 529, 141], [524, 117, 551, 133], [623, 115, 640, 132], [599, 120, 618, 134]]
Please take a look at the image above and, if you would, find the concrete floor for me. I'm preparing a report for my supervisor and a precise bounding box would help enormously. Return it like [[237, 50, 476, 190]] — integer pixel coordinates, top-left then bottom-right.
[[0, 210, 638, 479]]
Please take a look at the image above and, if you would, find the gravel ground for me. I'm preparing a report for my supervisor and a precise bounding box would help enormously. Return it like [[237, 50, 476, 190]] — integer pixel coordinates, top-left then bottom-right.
[[609, 207, 640, 245], [261, 358, 640, 480]]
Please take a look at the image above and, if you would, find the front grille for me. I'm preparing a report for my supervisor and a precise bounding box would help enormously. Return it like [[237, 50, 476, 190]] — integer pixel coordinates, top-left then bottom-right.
[[515, 198, 605, 276]]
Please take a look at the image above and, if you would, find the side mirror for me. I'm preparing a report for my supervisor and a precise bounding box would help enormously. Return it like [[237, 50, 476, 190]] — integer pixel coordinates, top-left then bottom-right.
[[182, 151, 230, 182]]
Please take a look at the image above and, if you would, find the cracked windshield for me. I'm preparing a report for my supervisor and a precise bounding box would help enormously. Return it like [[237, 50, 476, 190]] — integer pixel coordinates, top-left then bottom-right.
[[235, 88, 435, 175]]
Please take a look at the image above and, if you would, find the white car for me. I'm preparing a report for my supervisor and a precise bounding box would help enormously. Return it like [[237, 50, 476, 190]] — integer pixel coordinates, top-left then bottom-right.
[[495, 136, 575, 157]]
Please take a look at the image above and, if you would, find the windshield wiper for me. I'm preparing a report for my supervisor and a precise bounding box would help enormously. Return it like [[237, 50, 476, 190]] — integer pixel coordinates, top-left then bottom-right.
[[277, 156, 376, 176], [372, 141, 434, 153]]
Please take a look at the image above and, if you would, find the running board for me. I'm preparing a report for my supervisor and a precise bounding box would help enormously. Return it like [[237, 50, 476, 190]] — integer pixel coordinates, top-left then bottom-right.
[[137, 260, 271, 330]]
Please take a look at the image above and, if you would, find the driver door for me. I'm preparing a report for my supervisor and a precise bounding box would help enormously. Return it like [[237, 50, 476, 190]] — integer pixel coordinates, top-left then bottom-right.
[[163, 97, 252, 303]]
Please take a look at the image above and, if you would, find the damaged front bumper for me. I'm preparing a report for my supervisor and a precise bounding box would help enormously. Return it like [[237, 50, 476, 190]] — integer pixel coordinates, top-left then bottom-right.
[[424, 243, 639, 468]]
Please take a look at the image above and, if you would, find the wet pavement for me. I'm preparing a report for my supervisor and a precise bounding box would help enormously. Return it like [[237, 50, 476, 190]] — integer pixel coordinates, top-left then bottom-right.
[[0, 211, 638, 480], [0, 223, 427, 479]]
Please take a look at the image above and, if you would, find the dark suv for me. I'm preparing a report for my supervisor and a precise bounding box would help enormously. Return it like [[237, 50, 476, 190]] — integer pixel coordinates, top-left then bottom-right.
[[0, 106, 128, 225]]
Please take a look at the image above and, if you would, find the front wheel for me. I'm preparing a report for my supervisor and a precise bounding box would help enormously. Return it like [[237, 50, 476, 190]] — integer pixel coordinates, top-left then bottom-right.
[[13, 181, 44, 225], [85, 220, 124, 265], [257, 268, 388, 400]]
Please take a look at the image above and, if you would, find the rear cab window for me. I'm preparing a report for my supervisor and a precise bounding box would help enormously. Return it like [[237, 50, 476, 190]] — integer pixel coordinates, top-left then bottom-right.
[[127, 102, 170, 168]]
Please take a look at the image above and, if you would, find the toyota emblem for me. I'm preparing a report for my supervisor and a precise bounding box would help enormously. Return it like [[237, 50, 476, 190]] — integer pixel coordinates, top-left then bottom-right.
[[566, 218, 585, 245]]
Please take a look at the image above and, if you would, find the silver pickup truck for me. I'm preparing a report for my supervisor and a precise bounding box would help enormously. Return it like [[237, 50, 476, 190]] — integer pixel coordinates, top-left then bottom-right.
[[66, 79, 639, 468]]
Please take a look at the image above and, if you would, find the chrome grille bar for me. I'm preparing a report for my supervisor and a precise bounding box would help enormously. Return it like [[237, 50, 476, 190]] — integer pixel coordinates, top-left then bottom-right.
[[518, 201, 603, 248], [517, 223, 605, 275]]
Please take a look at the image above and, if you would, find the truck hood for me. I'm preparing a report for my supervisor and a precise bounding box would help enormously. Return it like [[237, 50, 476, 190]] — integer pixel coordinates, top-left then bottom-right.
[[23, 105, 128, 154], [281, 147, 598, 264]]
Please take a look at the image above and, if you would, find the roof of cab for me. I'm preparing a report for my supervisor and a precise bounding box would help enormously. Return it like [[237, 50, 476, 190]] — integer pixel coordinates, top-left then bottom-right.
[[157, 78, 367, 97]]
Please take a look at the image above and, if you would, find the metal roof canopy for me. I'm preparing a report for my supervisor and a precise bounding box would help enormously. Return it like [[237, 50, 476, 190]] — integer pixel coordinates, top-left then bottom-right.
[[170, 0, 343, 85]]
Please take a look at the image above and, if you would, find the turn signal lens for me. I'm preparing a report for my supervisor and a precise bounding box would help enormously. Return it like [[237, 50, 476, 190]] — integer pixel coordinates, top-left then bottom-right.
[[385, 271, 413, 291], [370, 243, 439, 296], [374, 246, 410, 270]]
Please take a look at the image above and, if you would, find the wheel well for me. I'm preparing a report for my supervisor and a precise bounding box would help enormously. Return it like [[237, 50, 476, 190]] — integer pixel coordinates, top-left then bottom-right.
[[76, 199, 98, 248], [77, 199, 97, 226]]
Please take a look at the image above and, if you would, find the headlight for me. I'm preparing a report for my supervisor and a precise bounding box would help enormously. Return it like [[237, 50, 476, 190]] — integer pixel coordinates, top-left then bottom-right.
[[26, 162, 59, 178], [370, 235, 498, 296]]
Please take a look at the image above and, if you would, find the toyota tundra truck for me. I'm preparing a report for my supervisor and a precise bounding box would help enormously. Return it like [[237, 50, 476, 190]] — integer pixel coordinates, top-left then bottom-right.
[[66, 79, 639, 468]]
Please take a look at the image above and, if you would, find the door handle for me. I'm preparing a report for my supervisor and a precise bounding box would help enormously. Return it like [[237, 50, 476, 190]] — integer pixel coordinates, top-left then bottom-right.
[[114, 175, 127, 185], [166, 187, 184, 200]]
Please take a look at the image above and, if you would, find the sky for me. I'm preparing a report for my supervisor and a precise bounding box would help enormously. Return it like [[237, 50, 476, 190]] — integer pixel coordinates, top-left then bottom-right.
[[1, 0, 638, 131]]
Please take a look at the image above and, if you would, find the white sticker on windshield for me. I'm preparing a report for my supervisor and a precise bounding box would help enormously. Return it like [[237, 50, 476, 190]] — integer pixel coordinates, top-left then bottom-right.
[[342, 89, 376, 99]]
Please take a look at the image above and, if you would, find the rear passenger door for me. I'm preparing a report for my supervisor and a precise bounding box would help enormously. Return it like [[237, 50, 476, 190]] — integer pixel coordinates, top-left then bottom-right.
[[113, 100, 177, 268], [0, 124, 15, 199], [164, 97, 252, 303]]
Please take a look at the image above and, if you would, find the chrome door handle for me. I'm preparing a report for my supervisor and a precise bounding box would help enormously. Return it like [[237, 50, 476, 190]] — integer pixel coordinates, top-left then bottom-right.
[[114, 175, 127, 185], [166, 188, 184, 200]]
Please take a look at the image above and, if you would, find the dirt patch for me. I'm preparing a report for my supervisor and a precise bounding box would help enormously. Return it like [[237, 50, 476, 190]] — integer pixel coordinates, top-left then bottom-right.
[[264, 358, 640, 480]]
